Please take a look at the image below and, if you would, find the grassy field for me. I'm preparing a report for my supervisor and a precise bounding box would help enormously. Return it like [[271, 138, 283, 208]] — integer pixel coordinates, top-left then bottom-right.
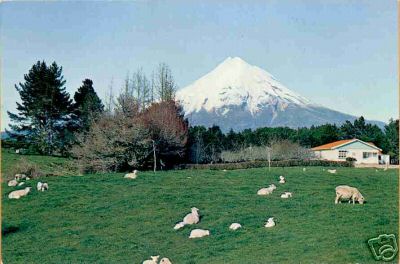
[[2, 151, 398, 263]]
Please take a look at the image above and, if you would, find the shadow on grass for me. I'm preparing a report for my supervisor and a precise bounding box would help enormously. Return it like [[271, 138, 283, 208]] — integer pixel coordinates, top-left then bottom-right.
[[2, 223, 25, 236]]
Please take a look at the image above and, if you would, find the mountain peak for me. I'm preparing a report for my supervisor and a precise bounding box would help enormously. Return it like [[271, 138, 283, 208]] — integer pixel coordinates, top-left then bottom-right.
[[176, 57, 310, 115]]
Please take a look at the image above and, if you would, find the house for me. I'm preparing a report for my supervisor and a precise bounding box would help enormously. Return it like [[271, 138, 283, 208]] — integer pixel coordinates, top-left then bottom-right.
[[312, 139, 389, 165]]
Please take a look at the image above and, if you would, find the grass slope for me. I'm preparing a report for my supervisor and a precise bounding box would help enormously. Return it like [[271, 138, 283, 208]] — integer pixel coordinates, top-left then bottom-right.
[[2, 160, 398, 263]]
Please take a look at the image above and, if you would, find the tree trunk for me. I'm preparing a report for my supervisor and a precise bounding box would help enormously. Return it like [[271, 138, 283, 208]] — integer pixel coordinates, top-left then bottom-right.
[[152, 140, 157, 173]]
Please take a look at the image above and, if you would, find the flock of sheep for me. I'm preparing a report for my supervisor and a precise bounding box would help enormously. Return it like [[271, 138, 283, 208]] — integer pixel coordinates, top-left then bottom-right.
[[5, 167, 365, 264], [7, 173, 49, 199], [123, 167, 365, 264]]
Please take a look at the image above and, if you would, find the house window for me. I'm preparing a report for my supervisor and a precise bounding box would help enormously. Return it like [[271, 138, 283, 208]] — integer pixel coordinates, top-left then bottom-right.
[[373, 153, 377, 157], [338, 150, 347, 159], [363, 152, 372, 159]]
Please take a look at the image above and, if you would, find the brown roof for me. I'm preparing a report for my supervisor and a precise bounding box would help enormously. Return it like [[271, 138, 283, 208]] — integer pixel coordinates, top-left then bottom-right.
[[312, 139, 354, 151]]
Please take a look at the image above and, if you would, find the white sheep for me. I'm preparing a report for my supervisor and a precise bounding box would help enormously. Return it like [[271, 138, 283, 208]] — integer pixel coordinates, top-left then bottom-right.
[[229, 223, 242, 230], [189, 229, 210, 238], [14, 174, 27, 181], [327, 169, 337, 174], [335, 185, 365, 204], [174, 207, 200, 230], [264, 217, 276, 228], [37, 182, 49, 192], [124, 170, 138, 179], [142, 255, 159, 264], [279, 175, 286, 184], [8, 187, 31, 199], [257, 184, 277, 196], [159, 257, 172, 264], [280, 192, 292, 199], [18, 182, 25, 186], [303, 167, 306, 172], [7, 179, 18, 187]]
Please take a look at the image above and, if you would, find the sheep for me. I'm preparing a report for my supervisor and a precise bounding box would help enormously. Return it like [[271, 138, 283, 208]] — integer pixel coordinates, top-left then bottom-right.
[[229, 223, 242, 230], [174, 207, 200, 230], [142, 255, 159, 264], [303, 167, 306, 172], [335, 185, 365, 204], [8, 187, 31, 199], [280, 192, 292, 199], [18, 182, 25, 186], [279, 175, 286, 184], [14, 174, 27, 181], [222, 169, 227, 172], [37, 182, 49, 192], [264, 217, 276, 228], [159, 257, 172, 264], [327, 169, 337, 174], [124, 170, 138, 179], [7, 179, 18, 187], [189, 229, 210, 238], [257, 184, 276, 196]]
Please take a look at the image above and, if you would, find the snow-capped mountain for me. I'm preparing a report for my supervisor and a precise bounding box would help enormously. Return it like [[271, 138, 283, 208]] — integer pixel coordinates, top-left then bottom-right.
[[176, 57, 381, 131]]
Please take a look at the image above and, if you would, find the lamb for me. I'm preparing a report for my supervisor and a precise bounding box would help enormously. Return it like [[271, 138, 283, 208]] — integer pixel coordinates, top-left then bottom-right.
[[14, 174, 27, 181], [7, 179, 18, 187], [264, 217, 276, 228], [229, 223, 242, 230], [335, 185, 365, 204], [174, 207, 200, 230], [37, 182, 49, 192], [189, 229, 210, 238], [159, 257, 172, 264], [124, 170, 138, 179], [8, 187, 31, 199], [257, 184, 276, 196], [327, 169, 337, 174], [279, 175, 286, 184], [280, 192, 292, 199], [142, 255, 159, 264]]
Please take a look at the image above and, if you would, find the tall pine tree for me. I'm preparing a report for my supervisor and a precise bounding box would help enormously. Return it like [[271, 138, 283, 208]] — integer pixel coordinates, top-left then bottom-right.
[[7, 61, 74, 155], [73, 79, 104, 132]]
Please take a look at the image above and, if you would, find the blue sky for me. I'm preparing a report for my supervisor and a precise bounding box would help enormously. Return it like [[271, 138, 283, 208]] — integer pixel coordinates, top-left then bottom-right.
[[1, 0, 397, 130]]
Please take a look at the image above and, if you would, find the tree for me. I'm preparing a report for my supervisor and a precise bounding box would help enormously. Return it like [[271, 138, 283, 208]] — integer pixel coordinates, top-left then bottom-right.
[[154, 63, 176, 101], [7, 61, 74, 155], [73, 79, 104, 132], [142, 100, 188, 169], [383, 119, 399, 162]]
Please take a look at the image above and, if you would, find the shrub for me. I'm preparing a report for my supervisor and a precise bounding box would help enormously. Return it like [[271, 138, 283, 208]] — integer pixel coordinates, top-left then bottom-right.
[[6, 157, 42, 180]]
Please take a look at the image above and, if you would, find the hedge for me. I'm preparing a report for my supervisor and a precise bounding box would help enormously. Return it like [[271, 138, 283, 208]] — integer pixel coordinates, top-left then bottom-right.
[[176, 159, 353, 170]]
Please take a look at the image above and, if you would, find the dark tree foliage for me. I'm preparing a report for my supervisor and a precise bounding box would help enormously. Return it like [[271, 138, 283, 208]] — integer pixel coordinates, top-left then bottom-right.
[[73, 79, 104, 131], [383, 119, 399, 162], [7, 61, 74, 155]]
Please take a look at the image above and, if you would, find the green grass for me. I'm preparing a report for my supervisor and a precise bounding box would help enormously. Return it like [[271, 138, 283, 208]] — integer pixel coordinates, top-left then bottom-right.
[[2, 152, 398, 263]]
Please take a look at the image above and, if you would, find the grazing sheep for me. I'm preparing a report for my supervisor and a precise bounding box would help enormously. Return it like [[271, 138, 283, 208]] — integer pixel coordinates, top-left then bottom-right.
[[159, 257, 172, 264], [264, 217, 276, 228], [124, 170, 138, 179], [335, 185, 364, 204], [7, 179, 18, 187], [8, 187, 31, 199], [14, 174, 27, 181], [142, 255, 159, 264], [279, 175, 286, 184], [37, 182, 49, 192], [327, 169, 337, 174], [174, 207, 200, 230], [280, 192, 292, 199], [229, 223, 242, 230], [222, 169, 227, 172], [257, 184, 277, 196], [18, 182, 25, 186], [303, 167, 306, 172], [15, 149, 20, 154], [189, 229, 210, 238]]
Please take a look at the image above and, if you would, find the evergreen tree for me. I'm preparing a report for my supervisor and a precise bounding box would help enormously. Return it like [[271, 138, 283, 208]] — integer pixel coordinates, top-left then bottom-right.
[[74, 79, 104, 131], [7, 61, 74, 155], [383, 119, 399, 162]]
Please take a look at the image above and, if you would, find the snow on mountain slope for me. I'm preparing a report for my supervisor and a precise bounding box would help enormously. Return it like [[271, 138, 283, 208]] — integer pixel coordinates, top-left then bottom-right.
[[176, 57, 384, 131], [176, 56, 310, 116]]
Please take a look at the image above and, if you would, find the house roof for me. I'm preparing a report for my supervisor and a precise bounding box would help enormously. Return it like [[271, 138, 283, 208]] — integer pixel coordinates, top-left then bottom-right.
[[311, 139, 382, 151]]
